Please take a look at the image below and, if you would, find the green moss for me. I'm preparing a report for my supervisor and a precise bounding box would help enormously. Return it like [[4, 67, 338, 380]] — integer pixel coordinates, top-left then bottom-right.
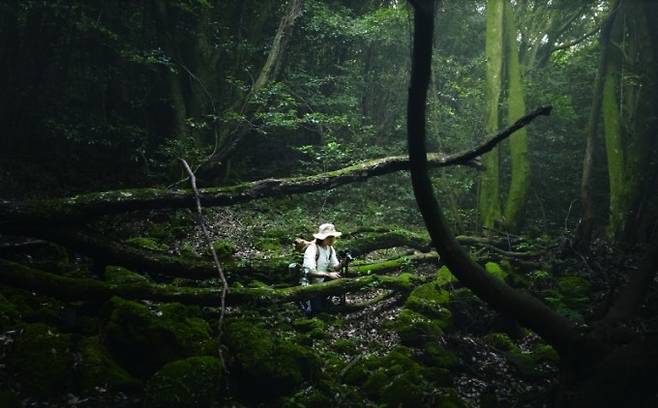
[[483, 332, 518, 352], [7, 323, 73, 397], [0, 294, 20, 331], [292, 318, 325, 333], [380, 371, 425, 407], [485, 262, 508, 280], [423, 344, 459, 368], [104, 265, 151, 284], [389, 309, 444, 347], [101, 297, 212, 378], [343, 359, 370, 385], [283, 387, 333, 408], [531, 344, 559, 364], [77, 336, 141, 391], [434, 388, 467, 407], [224, 318, 320, 399], [404, 281, 452, 324], [143, 356, 223, 408], [179, 242, 199, 258], [255, 237, 282, 252], [125, 237, 168, 252], [332, 338, 357, 354], [436, 265, 457, 286], [557, 276, 591, 305], [208, 239, 236, 260]]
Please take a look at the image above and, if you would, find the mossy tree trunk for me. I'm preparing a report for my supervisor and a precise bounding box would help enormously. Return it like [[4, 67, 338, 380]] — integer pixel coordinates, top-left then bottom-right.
[[479, 0, 530, 232], [576, 0, 621, 248], [501, 2, 529, 231], [478, 0, 504, 230], [602, 0, 658, 242]]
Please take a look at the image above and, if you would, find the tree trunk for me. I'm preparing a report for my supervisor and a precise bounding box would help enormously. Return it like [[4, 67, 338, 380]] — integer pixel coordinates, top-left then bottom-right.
[[151, 0, 188, 142], [502, 1, 530, 231], [406, 0, 579, 354], [478, 0, 505, 230], [603, 0, 657, 241], [575, 0, 620, 247]]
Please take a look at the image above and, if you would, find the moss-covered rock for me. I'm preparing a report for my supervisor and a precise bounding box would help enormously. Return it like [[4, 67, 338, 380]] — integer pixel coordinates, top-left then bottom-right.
[[224, 318, 320, 399], [0, 294, 20, 331], [77, 336, 141, 391], [7, 323, 73, 397], [360, 346, 448, 406], [531, 344, 559, 364], [104, 265, 151, 284], [483, 332, 518, 352], [485, 262, 508, 281], [0, 286, 65, 327], [436, 265, 457, 286], [404, 281, 452, 324], [292, 318, 325, 333], [422, 343, 459, 369], [125, 237, 168, 252], [389, 309, 444, 347], [100, 297, 212, 378], [143, 356, 223, 408]]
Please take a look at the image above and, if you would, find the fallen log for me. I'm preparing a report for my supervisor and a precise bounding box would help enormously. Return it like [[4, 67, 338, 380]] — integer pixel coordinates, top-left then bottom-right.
[[0, 259, 422, 306], [17, 228, 441, 281], [0, 106, 550, 230]]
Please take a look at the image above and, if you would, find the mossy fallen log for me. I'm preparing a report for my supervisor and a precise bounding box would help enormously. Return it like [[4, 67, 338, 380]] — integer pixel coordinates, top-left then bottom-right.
[[19, 228, 441, 281], [0, 153, 478, 230], [0, 259, 423, 306]]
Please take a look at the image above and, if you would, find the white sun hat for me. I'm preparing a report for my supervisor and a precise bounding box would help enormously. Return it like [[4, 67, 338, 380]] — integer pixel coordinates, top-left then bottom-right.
[[313, 223, 343, 240]]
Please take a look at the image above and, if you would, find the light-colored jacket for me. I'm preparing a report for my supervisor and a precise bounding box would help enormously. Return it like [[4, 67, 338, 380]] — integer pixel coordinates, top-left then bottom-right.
[[303, 242, 339, 284]]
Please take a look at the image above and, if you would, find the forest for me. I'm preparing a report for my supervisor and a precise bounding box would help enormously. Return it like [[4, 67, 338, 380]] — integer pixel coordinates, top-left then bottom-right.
[[1, 0, 657, 407]]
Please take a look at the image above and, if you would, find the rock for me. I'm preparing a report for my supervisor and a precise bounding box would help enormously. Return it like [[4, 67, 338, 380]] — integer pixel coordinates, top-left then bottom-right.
[[77, 336, 141, 391], [143, 356, 223, 408], [7, 323, 73, 397], [389, 309, 444, 347], [224, 318, 320, 400], [100, 297, 212, 378], [404, 281, 452, 323]]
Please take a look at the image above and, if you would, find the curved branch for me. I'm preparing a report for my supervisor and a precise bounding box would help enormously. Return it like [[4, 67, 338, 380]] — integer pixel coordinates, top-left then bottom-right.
[[406, 2, 578, 354]]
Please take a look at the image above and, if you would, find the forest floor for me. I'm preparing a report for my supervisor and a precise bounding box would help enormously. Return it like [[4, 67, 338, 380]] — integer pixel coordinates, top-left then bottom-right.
[[1, 197, 654, 407]]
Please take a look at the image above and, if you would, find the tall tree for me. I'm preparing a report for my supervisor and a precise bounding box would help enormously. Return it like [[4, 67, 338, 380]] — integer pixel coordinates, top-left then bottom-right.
[[602, 0, 658, 241], [478, 0, 529, 231], [576, 0, 621, 247]]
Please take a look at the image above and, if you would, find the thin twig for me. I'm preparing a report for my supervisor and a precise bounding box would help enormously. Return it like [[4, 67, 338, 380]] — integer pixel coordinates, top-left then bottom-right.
[[180, 159, 229, 372]]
